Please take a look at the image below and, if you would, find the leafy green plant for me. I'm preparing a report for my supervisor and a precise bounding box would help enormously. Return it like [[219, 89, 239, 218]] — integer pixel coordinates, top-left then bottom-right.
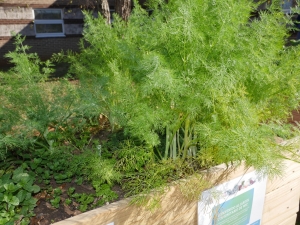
[[72, 0, 300, 176], [50, 196, 61, 209], [53, 188, 62, 197], [79, 204, 88, 212], [29, 158, 42, 170], [71, 193, 94, 212], [65, 198, 72, 205], [75, 177, 84, 185], [76, 193, 94, 205], [94, 184, 118, 204], [0, 167, 40, 225], [67, 187, 75, 197]]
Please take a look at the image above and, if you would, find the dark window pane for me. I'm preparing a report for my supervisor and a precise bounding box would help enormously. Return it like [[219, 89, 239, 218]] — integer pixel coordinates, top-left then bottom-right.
[[282, 0, 292, 10], [36, 24, 63, 33], [34, 9, 62, 20]]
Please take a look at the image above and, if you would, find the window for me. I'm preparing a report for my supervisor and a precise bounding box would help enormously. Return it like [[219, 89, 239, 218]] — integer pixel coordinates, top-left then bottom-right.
[[282, 0, 292, 14], [33, 9, 65, 38]]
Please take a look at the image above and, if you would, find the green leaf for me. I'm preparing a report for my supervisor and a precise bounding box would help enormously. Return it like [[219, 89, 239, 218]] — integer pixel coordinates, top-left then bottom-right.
[[3, 193, 10, 202], [35, 167, 44, 174], [5, 221, 14, 225], [22, 197, 37, 208], [12, 172, 30, 184], [24, 192, 31, 201], [10, 196, 19, 206], [20, 217, 30, 225], [3, 183, 19, 193], [21, 162, 29, 169], [1, 173, 11, 185], [0, 210, 9, 217], [31, 185, 40, 193], [0, 218, 10, 224], [7, 203, 16, 211], [22, 181, 36, 193], [20, 205, 29, 216], [12, 166, 23, 177], [29, 162, 38, 170], [16, 189, 27, 203]]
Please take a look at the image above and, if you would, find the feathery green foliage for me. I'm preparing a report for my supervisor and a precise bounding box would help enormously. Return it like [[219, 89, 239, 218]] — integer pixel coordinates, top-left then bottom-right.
[[72, 0, 300, 175], [0, 34, 101, 159]]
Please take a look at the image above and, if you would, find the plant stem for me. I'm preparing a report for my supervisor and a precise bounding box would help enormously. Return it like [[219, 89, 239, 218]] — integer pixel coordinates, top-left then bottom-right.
[[164, 126, 170, 158], [183, 115, 190, 159]]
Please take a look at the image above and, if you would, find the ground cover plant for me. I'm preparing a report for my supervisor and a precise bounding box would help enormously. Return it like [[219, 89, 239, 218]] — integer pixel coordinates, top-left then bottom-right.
[[2, 0, 300, 224]]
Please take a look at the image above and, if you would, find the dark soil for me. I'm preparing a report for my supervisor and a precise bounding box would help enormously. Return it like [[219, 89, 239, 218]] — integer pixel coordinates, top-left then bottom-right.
[[31, 179, 125, 225], [31, 180, 92, 225]]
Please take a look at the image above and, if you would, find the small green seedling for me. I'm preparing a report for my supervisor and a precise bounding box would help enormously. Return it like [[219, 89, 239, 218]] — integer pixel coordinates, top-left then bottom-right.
[[67, 187, 75, 197], [65, 198, 72, 205], [53, 187, 62, 197], [75, 177, 83, 185], [50, 196, 61, 209]]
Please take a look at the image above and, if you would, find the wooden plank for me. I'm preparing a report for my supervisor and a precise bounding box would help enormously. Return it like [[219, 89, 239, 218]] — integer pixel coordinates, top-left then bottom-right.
[[279, 214, 298, 225], [262, 192, 299, 224], [266, 160, 300, 193], [262, 206, 299, 225], [264, 178, 300, 206], [53, 185, 198, 225], [263, 207, 298, 225], [200, 163, 255, 188]]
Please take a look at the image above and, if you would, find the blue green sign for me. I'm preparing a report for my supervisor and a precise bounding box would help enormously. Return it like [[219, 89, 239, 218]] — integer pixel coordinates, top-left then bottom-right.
[[212, 189, 254, 225]]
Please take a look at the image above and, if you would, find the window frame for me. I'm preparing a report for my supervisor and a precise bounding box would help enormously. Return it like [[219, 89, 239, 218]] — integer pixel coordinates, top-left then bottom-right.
[[33, 8, 65, 38]]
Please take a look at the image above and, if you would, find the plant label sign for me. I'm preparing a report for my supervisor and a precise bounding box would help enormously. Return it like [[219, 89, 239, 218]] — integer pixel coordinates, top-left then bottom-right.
[[198, 170, 267, 225]]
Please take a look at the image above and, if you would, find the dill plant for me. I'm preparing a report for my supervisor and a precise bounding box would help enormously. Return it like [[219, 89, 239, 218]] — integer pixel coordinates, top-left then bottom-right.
[[0, 34, 91, 159], [73, 0, 300, 175]]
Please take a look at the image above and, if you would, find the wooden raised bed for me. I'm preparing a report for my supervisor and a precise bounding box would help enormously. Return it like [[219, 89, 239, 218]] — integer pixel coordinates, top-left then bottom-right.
[[53, 157, 300, 225]]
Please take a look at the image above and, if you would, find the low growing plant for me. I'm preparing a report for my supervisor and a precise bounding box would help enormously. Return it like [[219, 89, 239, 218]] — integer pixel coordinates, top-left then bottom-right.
[[88, 157, 121, 187], [67, 187, 76, 197], [115, 141, 153, 173], [64, 198, 72, 205], [94, 184, 118, 205], [0, 166, 40, 225], [50, 196, 61, 209]]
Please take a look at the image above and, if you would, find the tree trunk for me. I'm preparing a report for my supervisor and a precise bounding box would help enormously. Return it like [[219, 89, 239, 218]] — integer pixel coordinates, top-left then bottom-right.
[[100, 0, 111, 24], [115, 0, 132, 21]]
